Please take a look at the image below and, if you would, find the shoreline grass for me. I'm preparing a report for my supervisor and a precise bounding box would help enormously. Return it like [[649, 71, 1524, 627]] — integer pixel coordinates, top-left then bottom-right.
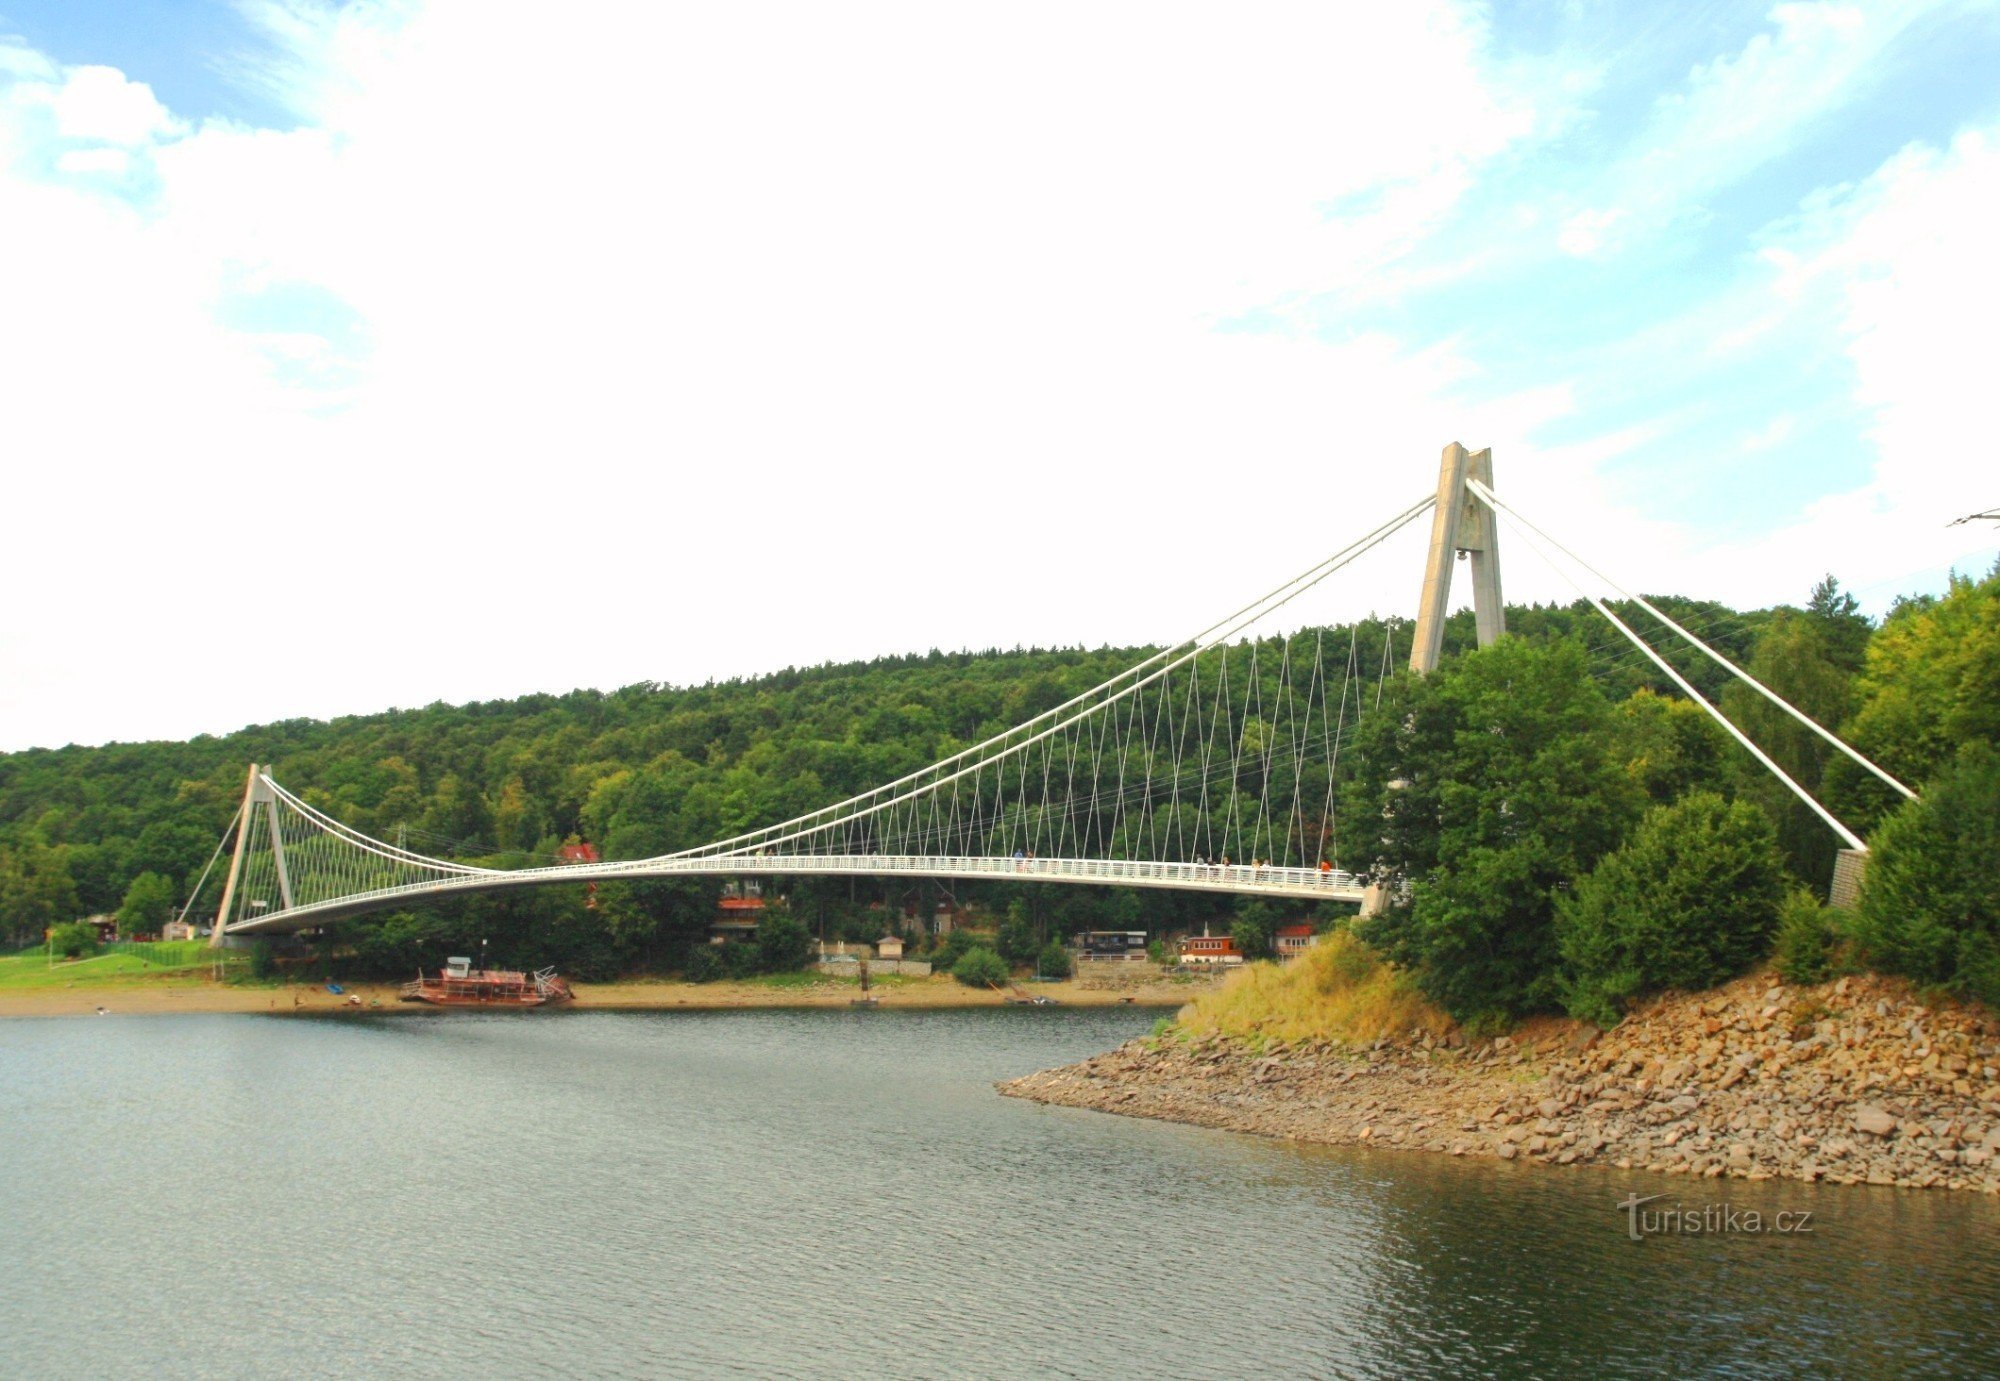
[[0, 941, 246, 992], [1173, 931, 1453, 1046]]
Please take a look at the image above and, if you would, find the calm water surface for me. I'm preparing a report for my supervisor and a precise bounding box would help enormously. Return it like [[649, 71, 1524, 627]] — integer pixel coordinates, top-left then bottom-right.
[[3, 1008, 1996, 1378]]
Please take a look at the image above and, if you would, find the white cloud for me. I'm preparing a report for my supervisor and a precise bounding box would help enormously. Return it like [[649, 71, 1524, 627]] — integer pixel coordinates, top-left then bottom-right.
[[46, 63, 182, 143], [0, 2, 1549, 750], [1740, 127, 2000, 584], [1504, 122, 2000, 613], [3, 3, 1991, 753], [1557, 0, 1956, 255], [53, 145, 130, 176]]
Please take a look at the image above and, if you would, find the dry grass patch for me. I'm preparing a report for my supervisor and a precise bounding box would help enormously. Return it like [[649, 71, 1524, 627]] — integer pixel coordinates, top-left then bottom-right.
[[1174, 931, 1453, 1045]]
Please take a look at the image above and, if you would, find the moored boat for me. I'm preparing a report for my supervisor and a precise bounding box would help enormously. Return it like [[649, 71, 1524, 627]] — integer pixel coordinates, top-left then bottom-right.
[[401, 956, 573, 1007]]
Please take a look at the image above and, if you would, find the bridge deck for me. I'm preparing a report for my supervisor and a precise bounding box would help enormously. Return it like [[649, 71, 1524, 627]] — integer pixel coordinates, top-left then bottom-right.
[[225, 854, 1369, 934]]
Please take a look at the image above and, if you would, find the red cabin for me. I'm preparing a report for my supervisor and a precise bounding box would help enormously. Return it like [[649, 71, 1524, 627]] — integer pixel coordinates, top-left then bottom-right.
[[1177, 935, 1242, 966], [1275, 923, 1318, 959]]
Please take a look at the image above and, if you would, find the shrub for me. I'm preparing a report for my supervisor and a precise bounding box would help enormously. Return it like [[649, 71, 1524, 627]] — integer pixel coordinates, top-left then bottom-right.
[[48, 921, 97, 959], [1176, 930, 1450, 1045], [1772, 890, 1847, 986], [1035, 939, 1072, 979], [996, 907, 1039, 966], [249, 939, 277, 980], [1556, 791, 1785, 1028], [1856, 742, 2000, 1006], [951, 946, 1009, 988], [116, 872, 176, 940], [682, 945, 721, 983], [934, 928, 987, 970], [1230, 900, 1279, 962], [755, 911, 815, 973], [720, 942, 761, 980], [1363, 843, 1562, 1024]]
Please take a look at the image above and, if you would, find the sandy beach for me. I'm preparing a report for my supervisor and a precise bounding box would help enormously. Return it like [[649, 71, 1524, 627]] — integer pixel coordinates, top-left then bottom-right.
[[0, 967, 1213, 1019]]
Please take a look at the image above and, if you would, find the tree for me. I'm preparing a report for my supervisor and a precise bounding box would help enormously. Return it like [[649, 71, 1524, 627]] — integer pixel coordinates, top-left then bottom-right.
[[48, 920, 97, 959], [951, 946, 1009, 988], [1721, 609, 1856, 889], [0, 843, 81, 949], [755, 908, 815, 973], [1612, 689, 1729, 805], [1806, 574, 1871, 673], [1554, 792, 1785, 1028], [116, 871, 176, 939], [995, 900, 1039, 966], [1855, 743, 2000, 1007], [1229, 899, 1280, 962], [934, 928, 986, 970], [683, 944, 722, 982], [1035, 938, 1072, 979], [1348, 638, 1643, 1021], [1826, 562, 2000, 834]]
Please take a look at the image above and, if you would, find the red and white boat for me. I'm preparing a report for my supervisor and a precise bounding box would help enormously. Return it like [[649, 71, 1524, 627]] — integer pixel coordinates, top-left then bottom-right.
[[400, 956, 573, 1007]]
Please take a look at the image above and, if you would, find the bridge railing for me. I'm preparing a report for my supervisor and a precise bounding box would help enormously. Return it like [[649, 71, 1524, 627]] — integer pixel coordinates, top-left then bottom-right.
[[225, 852, 1368, 934]]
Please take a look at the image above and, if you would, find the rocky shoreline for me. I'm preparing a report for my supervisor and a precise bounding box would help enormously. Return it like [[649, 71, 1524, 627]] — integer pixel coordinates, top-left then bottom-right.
[[1000, 971, 2000, 1192]]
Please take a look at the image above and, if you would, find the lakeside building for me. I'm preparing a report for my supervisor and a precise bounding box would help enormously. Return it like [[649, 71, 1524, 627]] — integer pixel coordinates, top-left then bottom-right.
[[1073, 930, 1148, 962], [710, 881, 764, 945], [1275, 924, 1319, 960], [1178, 935, 1242, 966]]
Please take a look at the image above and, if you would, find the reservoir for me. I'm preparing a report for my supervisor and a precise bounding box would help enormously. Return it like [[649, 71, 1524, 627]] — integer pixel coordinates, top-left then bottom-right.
[[3, 1008, 1996, 1377]]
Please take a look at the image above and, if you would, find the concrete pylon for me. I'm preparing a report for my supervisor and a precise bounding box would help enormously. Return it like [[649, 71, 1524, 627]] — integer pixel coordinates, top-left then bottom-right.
[[1409, 442, 1504, 675], [208, 763, 261, 947]]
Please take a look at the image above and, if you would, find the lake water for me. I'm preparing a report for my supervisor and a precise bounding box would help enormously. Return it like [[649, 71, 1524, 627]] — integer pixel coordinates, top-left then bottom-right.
[[3, 1007, 1996, 1378]]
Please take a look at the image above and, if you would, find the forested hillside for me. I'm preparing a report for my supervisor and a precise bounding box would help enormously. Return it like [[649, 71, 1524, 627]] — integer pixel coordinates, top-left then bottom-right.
[[3, 567, 1993, 1004]]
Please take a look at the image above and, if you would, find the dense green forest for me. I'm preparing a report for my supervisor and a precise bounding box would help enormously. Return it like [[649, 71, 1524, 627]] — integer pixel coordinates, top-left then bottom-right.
[[3, 564, 1995, 1014]]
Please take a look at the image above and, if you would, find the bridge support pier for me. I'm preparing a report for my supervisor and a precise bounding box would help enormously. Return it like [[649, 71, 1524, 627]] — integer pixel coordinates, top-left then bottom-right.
[[1410, 442, 1505, 675]]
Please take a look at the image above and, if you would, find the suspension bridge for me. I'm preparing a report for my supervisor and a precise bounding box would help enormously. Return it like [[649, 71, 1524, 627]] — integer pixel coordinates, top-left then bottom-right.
[[190, 445, 1915, 942]]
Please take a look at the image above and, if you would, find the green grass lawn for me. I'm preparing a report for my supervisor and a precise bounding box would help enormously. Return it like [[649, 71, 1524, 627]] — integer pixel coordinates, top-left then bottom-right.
[[0, 940, 244, 991]]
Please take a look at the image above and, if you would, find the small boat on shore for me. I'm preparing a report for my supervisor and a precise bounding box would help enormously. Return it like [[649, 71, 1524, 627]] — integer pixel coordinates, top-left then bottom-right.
[[400, 956, 573, 1007]]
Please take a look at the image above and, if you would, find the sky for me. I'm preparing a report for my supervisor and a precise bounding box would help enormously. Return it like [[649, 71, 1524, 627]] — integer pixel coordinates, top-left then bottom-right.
[[1, 0, 1997, 753]]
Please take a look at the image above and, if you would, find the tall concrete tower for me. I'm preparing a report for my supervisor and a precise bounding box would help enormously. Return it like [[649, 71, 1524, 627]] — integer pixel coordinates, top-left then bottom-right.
[[1409, 442, 1504, 675]]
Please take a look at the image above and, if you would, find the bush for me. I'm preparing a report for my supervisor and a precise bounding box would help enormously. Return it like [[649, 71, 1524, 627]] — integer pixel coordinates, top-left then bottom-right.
[[249, 939, 277, 980], [934, 928, 987, 970], [1035, 939, 1073, 979], [1364, 843, 1561, 1024], [116, 872, 176, 940], [48, 921, 97, 959], [1772, 890, 1850, 986], [682, 945, 721, 983], [996, 905, 1039, 966], [1230, 899, 1279, 962], [951, 946, 1009, 988], [755, 911, 815, 973], [1556, 791, 1785, 1028], [1177, 930, 1451, 1045], [1856, 742, 2000, 1006], [720, 942, 761, 980]]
